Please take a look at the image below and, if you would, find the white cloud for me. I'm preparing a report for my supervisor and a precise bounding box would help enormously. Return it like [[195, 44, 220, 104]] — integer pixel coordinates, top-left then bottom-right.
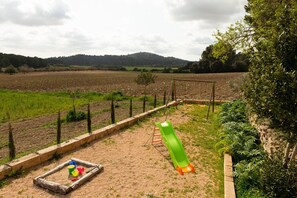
[[0, 0, 69, 26], [0, 0, 247, 61], [166, 0, 245, 27]]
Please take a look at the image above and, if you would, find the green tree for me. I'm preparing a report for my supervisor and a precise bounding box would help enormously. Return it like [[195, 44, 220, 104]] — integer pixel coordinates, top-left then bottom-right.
[[4, 65, 18, 75], [213, 0, 297, 166], [8, 122, 16, 160], [135, 71, 157, 95]]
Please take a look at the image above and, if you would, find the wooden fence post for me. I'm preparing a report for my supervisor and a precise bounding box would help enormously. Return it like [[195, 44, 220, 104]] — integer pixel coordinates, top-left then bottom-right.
[[212, 83, 215, 112], [163, 91, 166, 105], [171, 80, 175, 101], [154, 94, 157, 108]]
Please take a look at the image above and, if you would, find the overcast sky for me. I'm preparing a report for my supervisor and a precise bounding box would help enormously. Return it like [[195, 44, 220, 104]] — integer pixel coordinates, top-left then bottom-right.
[[0, 0, 247, 61]]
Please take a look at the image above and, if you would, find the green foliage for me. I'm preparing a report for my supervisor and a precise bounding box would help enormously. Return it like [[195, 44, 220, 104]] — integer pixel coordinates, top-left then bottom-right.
[[129, 98, 133, 117], [213, 1, 297, 145], [111, 99, 115, 124], [181, 44, 249, 73], [135, 71, 157, 87], [233, 158, 264, 197], [66, 109, 86, 122], [4, 65, 18, 75], [0, 90, 103, 123], [218, 100, 297, 197], [8, 123, 16, 160], [103, 91, 128, 101], [220, 100, 247, 124], [260, 155, 297, 198], [218, 122, 262, 161], [87, 104, 91, 133], [218, 100, 265, 197]]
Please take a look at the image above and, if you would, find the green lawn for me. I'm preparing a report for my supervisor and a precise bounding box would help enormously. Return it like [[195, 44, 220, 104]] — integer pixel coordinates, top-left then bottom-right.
[[0, 89, 103, 123], [177, 105, 224, 197]]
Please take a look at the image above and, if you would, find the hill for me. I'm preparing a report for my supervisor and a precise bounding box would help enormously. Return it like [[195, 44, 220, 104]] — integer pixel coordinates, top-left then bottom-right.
[[47, 52, 188, 67], [0, 52, 189, 69]]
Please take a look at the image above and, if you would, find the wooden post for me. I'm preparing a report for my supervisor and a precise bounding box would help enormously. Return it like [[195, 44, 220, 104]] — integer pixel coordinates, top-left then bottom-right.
[[57, 111, 61, 144], [212, 83, 215, 112], [111, 99, 115, 124], [129, 98, 133, 117], [143, 95, 146, 112], [8, 122, 16, 160], [171, 80, 174, 101], [174, 80, 177, 101], [87, 104, 91, 133], [163, 90, 166, 105], [154, 94, 157, 108], [207, 89, 213, 120]]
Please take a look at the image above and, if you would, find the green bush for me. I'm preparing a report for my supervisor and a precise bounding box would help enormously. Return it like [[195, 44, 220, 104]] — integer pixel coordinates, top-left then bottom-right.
[[103, 91, 128, 101], [219, 99, 297, 198], [220, 99, 247, 124], [218, 100, 265, 197], [4, 65, 18, 75], [218, 122, 263, 161], [260, 155, 297, 198], [66, 109, 86, 122], [233, 158, 264, 197]]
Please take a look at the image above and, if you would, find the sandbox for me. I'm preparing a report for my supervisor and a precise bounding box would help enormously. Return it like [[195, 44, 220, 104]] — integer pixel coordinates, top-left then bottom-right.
[[33, 158, 103, 194]]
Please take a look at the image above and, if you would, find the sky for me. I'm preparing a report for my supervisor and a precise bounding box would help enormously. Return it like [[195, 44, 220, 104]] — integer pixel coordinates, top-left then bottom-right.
[[0, 0, 247, 61]]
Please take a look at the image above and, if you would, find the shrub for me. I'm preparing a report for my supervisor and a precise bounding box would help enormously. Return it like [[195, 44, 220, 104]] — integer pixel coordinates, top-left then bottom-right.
[[103, 91, 128, 101], [260, 155, 297, 198], [220, 99, 247, 124], [4, 65, 18, 75], [66, 109, 86, 122], [233, 158, 264, 197], [218, 122, 263, 161]]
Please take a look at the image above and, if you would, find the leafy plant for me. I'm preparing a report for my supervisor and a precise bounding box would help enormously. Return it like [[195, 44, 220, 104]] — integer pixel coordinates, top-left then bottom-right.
[[66, 109, 86, 122], [4, 65, 18, 75], [220, 99, 247, 124], [260, 154, 297, 198], [233, 158, 264, 197], [103, 91, 127, 101]]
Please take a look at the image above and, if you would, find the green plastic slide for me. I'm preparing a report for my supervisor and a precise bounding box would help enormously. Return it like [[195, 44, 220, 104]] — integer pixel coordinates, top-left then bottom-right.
[[155, 121, 192, 171]]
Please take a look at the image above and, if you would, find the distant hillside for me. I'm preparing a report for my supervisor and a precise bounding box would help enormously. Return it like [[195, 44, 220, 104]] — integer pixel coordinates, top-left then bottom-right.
[[0, 53, 47, 68], [47, 52, 188, 67]]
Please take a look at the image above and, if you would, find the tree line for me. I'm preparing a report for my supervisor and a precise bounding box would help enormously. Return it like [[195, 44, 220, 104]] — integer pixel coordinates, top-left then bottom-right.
[[0, 53, 47, 69], [177, 45, 249, 73]]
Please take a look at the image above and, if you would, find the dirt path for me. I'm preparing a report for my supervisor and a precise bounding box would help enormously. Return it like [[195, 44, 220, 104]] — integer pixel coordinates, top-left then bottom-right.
[[0, 105, 219, 197]]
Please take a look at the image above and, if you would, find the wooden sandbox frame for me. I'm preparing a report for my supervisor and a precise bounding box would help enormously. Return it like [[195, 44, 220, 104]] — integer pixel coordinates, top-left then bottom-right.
[[33, 158, 103, 194]]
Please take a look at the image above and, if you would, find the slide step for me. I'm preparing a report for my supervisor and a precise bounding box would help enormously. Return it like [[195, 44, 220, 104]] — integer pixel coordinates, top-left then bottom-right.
[[153, 133, 161, 136], [152, 139, 162, 142]]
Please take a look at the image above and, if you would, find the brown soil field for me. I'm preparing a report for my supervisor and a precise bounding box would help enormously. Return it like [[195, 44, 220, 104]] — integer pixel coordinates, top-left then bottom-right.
[[0, 71, 244, 164], [0, 105, 223, 198], [0, 71, 245, 99]]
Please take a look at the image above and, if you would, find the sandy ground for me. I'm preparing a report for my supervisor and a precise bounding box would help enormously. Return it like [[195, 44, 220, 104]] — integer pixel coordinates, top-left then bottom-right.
[[0, 105, 218, 197]]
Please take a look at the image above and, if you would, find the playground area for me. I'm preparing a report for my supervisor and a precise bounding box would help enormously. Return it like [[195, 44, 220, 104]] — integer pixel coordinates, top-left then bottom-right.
[[0, 104, 223, 197]]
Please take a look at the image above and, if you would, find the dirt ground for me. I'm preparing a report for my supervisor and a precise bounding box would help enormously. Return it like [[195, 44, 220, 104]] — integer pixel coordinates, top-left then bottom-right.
[[0, 71, 245, 99], [0, 105, 220, 198], [0, 71, 244, 163]]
